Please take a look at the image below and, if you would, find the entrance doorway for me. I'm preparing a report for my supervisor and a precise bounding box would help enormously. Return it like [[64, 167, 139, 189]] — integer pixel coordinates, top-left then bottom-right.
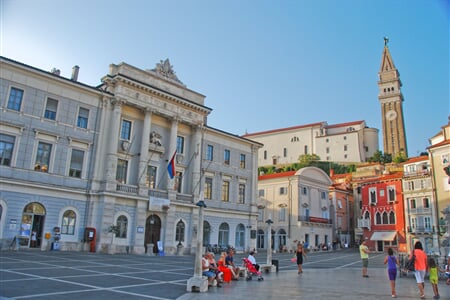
[[145, 214, 161, 254], [20, 202, 46, 248]]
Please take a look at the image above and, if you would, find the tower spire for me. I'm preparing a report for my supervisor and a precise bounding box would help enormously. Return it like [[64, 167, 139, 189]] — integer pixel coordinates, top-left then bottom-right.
[[378, 39, 408, 158]]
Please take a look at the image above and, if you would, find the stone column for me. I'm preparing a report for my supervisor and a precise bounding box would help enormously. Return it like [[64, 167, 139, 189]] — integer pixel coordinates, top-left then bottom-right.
[[138, 109, 152, 195], [105, 98, 122, 190], [191, 124, 203, 203], [133, 199, 147, 254]]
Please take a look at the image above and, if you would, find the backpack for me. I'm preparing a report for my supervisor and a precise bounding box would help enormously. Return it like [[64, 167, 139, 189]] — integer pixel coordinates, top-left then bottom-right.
[[404, 251, 415, 272]]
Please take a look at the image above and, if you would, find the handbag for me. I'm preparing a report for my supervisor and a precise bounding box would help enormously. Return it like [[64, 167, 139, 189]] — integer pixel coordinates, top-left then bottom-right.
[[405, 250, 416, 271]]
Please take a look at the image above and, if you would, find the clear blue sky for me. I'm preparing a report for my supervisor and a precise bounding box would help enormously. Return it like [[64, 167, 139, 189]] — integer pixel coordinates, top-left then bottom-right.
[[1, 0, 448, 157]]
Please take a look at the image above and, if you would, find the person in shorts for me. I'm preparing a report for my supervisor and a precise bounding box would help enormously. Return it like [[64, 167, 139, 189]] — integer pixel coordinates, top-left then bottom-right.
[[360, 239, 370, 278]]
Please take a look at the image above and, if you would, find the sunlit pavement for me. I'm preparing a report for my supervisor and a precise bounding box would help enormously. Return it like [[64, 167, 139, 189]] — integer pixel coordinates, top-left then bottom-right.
[[1, 249, 448, 300]]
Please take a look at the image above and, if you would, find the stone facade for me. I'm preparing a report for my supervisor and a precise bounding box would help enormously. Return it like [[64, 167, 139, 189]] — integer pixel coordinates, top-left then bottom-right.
[[0, 56, 262, 254], [243, 120, 379, 165]]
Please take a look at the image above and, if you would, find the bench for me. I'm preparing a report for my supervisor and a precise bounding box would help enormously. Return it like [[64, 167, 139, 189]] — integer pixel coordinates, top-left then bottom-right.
[[259, 264, 276, 273]]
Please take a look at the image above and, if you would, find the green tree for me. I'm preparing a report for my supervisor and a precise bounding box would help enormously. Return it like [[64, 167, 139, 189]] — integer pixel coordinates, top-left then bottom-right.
[[368, 150, 392, 164], [393, 151, 408, 163], [298, 154, 321, 166]]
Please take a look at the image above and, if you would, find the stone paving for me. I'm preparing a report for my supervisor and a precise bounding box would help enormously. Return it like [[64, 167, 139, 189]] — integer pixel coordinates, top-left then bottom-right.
[[0, 249, 448, 300]]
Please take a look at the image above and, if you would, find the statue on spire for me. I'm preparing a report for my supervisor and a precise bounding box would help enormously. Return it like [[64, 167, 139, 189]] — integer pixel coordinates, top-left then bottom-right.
[[383, 36, 389, 46]]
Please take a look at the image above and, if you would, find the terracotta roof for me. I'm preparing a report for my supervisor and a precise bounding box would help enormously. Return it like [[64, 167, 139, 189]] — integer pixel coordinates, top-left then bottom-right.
[[258, 171, 296, 180], [354, 172, 403, 184], [404, 155, 429, 164], [428, 139, 450, 149]]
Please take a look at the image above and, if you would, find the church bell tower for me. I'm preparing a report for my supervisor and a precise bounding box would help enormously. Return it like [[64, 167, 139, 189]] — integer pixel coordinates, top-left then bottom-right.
[[378, 38, 408, 157]]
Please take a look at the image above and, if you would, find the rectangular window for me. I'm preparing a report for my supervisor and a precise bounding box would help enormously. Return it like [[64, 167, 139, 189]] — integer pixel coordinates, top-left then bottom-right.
[[326, 147, 329, 154], [302, 187, 307, 195], [175, 171, 182, 193], [77, 107, 89, 128], [279, 187, 287, 195], [240, 154, 246, 169], [344, 145, 348, 151], [0, 133, 15, 166], [206, 145, 214, 161], [224, 149, 230, 165], [424, 217, 431, 230], [69, 149, 84, 178], [304, 145, 308, 154], [146, 166, 157, 188], [422, 197, 430, 208], [258, 189, 265, 197], [221, 181, 230, 202], [279, 207, 286, 222], [321, 191, 326, 199], [35, 142, 52, 172], [258, 208, 264, 222], [410, 198, 416, 209], [120, 120, 132, 140], [44, 98, 58, 120], [176, 136, 184, 154], [283, 148, 287, 157], [116, 159, 128, 183], [7, 87, 24, 111], [204, 177, 213, 199], [238, 184, 245, 204], [264, 150, 267, 160]]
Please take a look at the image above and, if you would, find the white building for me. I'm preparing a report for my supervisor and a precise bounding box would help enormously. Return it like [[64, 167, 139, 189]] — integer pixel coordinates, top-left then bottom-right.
[[243, 120, 378, 166], [257, 167, 333, 252], [0, 56, 262, 254], [402, 156, 440, 254]]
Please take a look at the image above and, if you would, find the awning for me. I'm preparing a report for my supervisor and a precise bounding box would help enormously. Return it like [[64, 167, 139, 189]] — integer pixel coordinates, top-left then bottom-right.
[[370, 231, 397, 241]]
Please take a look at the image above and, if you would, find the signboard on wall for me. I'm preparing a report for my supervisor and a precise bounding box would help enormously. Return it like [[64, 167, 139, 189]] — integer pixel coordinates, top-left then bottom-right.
[[149, 196, 170, 211]]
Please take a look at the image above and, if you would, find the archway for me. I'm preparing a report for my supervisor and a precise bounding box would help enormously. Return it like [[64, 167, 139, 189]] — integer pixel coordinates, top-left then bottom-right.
[[145, 214, 161, 254], [21, 202, 46, 248]]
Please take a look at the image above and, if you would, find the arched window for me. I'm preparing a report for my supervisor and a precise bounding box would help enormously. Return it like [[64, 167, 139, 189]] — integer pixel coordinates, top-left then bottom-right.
[[176, 220, 185, 242], [382, 212, 388, 224], [389, 211, 396, 224], [375, 212, 381, 224], [61, 210, 76, 235], [218, 223, 229, 247], [116, 215, 127, 238], [235, 224, 245, 250], [364, 211, 370, 220]]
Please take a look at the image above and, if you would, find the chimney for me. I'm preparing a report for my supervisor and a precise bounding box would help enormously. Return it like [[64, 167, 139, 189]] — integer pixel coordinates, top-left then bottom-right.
[[71, 65, 80, 81], [330, 169, 334, 177]]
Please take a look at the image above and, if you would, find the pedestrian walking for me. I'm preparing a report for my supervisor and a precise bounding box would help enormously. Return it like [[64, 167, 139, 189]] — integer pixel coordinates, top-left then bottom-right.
[[296, 243, 307, 274], [360, 238, 370, 278], [383, 247, 399, 298], [428, 257, 443, 299], [410, 241, 427, 299]]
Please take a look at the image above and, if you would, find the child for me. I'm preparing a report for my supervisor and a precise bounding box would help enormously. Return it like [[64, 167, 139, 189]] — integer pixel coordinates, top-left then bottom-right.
[[428, 257, 443, 299], [383, 247, 399, 298]]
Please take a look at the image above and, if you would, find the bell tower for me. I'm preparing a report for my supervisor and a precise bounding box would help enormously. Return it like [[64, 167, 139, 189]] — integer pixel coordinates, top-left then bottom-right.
[[378, 38, 408, 157]]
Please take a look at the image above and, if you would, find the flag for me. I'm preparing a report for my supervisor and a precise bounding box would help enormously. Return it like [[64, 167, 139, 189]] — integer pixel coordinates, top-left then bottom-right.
[[167, 151, 177, 179]]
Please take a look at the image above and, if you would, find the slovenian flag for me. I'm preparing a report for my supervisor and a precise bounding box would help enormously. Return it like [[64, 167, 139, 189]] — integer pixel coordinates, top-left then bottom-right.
[[167, 151, 176, 179]]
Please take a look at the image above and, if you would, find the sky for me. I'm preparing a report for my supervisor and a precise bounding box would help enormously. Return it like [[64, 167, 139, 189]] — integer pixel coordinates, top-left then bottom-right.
[[1, 0, 449, 157]]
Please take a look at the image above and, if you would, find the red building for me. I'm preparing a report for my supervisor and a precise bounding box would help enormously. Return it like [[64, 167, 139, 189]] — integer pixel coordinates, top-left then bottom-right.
[[356, 170, 407, 252]]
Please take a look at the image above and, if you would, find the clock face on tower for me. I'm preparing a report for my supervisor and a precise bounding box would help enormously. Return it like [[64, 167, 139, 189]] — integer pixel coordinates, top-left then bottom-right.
[[386, 110, 397, 121]]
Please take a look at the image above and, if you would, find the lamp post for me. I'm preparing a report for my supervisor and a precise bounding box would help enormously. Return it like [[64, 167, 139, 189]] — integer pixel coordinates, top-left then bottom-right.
[[186, 200, 208, 292], [265, 218, 273, 265]]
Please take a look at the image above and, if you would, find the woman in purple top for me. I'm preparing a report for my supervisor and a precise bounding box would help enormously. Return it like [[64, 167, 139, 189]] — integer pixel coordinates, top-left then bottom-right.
[[383, 247, 400, 298]]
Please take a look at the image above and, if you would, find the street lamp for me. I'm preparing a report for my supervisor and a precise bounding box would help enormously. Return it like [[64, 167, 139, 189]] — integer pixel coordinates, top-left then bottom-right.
[[186, 200, 208, 292], [265, 218, 273, 266]]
